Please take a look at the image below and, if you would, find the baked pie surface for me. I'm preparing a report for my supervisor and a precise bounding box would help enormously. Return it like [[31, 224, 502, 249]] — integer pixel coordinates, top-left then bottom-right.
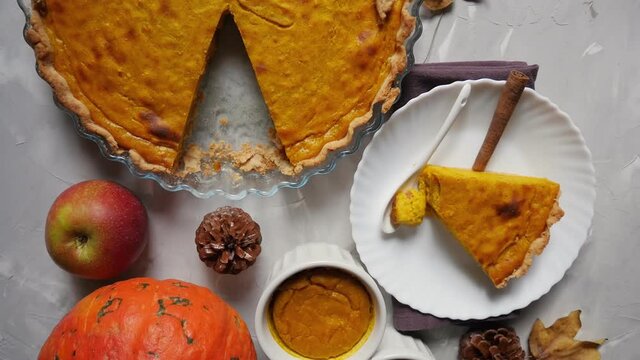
[[393, 165, 564, 288], [27, 0, 415, 173]]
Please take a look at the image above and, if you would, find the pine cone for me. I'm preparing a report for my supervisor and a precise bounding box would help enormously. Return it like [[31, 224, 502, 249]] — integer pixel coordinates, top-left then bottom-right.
[[195, 206, 262, 274], [459, 327, 525, 360]]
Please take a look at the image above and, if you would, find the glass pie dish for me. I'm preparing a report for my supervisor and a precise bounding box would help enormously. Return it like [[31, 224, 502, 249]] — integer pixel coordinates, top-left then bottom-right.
[[19, 0, 424, 200]]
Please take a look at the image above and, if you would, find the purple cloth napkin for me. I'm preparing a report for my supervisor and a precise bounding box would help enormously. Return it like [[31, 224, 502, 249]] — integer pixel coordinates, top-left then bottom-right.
[[394, 61, 538, 110], [391, 60, 539, 332]]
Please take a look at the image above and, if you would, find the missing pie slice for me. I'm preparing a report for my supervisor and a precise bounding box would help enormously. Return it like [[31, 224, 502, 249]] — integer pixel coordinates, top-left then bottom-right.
[[392, 165, 564, 288], [26, 0, 416, 174]]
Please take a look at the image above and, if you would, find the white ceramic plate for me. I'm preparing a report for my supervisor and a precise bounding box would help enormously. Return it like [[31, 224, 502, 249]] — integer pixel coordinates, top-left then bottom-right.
[[350, 79, 596, 320]]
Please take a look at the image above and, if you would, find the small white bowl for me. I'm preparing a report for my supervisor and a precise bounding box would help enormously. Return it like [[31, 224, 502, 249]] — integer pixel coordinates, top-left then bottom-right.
[[371, 325, 435, 360], [255, 242, 434, 360]]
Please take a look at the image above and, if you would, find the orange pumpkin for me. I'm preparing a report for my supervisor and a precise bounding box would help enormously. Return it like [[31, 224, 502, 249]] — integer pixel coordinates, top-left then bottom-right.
[[39, 277, 257, 360]]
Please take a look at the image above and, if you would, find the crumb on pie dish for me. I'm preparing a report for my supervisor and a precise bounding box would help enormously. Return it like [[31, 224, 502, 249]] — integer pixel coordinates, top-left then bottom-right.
[[26, 0, 417, 177]]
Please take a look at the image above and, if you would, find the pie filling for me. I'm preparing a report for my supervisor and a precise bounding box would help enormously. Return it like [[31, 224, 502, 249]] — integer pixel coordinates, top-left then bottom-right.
[[29, 0, 415, 174]]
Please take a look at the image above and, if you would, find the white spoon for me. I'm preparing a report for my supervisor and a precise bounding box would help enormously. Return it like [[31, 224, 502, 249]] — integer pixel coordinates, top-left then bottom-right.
[[381, 83, 471, 234]]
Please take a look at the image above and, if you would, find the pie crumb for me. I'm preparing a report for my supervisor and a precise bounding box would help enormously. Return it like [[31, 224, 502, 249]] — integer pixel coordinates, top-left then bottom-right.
[[177, 140, 297, 178], [178, 144, 206, 175]]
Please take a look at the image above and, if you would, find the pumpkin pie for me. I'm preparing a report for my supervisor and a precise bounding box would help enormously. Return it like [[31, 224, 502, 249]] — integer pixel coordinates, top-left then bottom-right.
[[26, 0, 416, 174], [392, 165, 564, 288]]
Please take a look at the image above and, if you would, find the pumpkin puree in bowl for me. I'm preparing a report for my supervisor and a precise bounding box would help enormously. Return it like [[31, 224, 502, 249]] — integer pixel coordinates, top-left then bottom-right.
[[269, 268, 374, 359]]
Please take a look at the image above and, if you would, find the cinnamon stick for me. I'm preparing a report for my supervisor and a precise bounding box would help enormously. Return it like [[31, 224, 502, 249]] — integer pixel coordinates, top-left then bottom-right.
[[472, 70, 529, 172]]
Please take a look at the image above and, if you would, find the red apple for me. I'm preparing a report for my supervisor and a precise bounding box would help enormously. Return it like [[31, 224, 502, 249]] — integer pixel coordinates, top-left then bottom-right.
[[45, 180, 148, 279]]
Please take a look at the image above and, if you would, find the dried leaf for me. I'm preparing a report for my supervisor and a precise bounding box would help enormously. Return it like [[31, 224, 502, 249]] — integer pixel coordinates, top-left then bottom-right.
[[529, 310, 605, 360], [424, 0, 453, 12]]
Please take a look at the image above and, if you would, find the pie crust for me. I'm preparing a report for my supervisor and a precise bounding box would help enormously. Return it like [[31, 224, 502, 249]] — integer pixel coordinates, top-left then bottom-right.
[[500, 199, 564, 288]]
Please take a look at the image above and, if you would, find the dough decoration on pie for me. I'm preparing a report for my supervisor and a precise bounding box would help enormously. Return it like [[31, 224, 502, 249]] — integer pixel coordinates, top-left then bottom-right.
[[26, 0, 416, 175], [392, 165, 564, 288]]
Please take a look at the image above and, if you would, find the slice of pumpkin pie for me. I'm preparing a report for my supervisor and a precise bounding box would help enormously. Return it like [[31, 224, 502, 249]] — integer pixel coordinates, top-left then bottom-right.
[[392, 165, 564, 288]]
